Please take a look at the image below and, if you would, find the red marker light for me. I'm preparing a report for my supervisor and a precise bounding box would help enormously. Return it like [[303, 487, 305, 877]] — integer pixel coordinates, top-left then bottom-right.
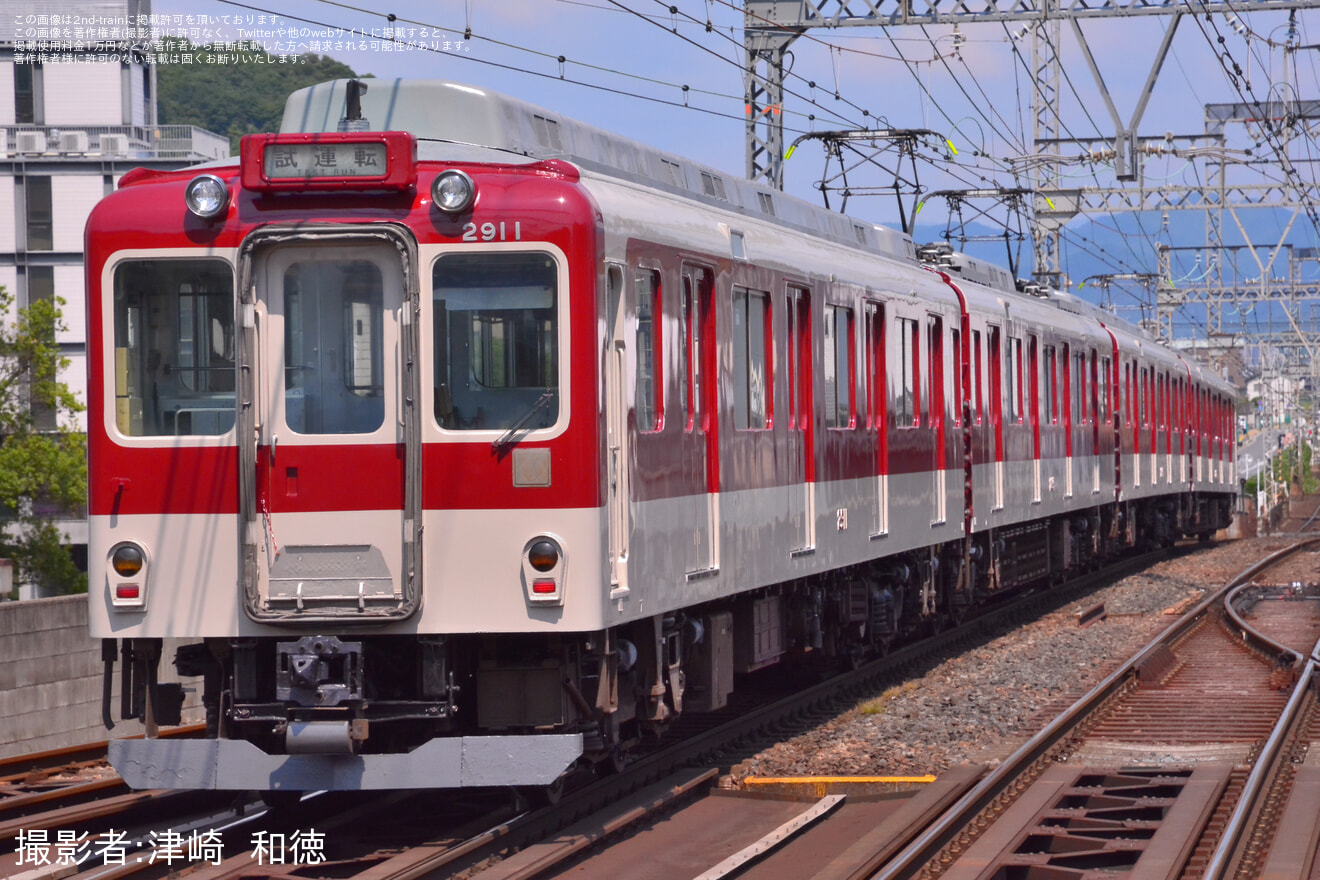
[[532, 579, 556, 594], [115, 584, 141, 600]]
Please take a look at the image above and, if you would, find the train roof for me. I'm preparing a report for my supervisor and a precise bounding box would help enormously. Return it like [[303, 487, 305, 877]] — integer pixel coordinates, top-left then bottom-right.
[[273, 79, 1231, 393], [280, 78, 919, 263]]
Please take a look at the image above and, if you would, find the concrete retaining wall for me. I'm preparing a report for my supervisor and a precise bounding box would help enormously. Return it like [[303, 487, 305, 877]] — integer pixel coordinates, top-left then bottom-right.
[[0, 595, 203, 759]]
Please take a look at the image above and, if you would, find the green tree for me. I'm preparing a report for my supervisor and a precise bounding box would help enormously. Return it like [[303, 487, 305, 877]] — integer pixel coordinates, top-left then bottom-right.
[[155, 38, 361, 153], [0, 288, 87, 594]]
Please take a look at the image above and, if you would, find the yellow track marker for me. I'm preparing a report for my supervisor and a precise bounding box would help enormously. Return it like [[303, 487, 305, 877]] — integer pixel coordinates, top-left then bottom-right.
[[742, 775, 937, 797]]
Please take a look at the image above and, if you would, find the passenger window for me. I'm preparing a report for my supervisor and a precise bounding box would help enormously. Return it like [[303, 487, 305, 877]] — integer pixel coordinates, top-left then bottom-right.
[[865, 302, 885, 430], [950, 327, 961, 426], [433, 252, 558, 431], [973, 329, 983, 425], [732, 287, 770, 430], [1099, 356, 1109, 423], [897, 317, 919, 427], [112, 259, 235, 436], [635, 269, 662, 432], [1007, 336, 1023, 424], [825, 306, 855, 428], [1043, 345, 1056, 424]]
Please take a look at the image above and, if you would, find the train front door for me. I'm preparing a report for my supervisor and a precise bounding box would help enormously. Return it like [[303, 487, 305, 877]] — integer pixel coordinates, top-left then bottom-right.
[[239, 231, 421, 621]]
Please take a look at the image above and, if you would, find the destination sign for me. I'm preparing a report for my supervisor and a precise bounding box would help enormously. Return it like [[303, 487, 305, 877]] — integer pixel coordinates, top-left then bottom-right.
[[262, 142, 389, 179]]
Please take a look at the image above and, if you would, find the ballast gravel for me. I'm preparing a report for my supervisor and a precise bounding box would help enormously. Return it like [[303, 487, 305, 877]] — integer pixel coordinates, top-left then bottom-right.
[[729, 537, 1299, 782]]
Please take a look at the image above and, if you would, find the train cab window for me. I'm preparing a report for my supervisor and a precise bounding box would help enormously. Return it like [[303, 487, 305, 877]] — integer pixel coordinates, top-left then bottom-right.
[[825, 305, 855, 429], [282, 260, 385, 435], [897, 317, 919, 427], [635, 269, 662, 432], [732, 287, 771, 430], [433, 252, 558, 431], [111, 259, 235, 436]]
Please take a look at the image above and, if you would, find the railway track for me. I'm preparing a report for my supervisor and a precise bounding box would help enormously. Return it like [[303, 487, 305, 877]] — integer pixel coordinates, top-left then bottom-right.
[[21, 535, 1314, 880], [856, 536, 1320, 880], [2, 543, 1190, 880]]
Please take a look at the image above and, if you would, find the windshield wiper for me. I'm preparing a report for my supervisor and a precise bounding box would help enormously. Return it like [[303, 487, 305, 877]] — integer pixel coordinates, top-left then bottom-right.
[[492, 390, 557, 454]]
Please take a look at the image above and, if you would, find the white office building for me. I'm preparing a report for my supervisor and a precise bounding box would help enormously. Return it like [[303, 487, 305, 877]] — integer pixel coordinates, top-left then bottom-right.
[[2, 0, 228, 577]]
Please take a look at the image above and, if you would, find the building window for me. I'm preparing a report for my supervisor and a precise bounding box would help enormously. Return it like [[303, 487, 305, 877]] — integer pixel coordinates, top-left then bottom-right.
[[14, 63, 40, 125], [25, 177, 53, 252], [27, 267, 56, 429]]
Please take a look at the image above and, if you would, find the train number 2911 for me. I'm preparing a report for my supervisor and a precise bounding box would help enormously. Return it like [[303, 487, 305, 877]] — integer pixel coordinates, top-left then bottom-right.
[[462, 221, 522, 242]]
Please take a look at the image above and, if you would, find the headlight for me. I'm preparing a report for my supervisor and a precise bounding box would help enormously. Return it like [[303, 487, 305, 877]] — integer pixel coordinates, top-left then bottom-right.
[[432, 169, 475, 213], [111, 544, 144, 576], [184, 174, 229, 219]]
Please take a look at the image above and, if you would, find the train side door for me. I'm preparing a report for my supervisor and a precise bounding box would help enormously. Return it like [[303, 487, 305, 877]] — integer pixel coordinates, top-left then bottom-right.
[[788, 285, 816, 554], [684, 265, 719, 578], [241, 235, 420, 620], [1062, 344, 1073, 499], [988, 326, 1005, 511], [1091, 351, 1102, 494], [605, 264, 631, 595], [927, 315, 947, 525], [865, 301, 888, 537]]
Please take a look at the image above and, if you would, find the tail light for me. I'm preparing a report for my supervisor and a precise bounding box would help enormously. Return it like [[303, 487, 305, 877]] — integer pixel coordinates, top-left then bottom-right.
[[107, 542, 150, 610], [521, 535, 566, 606]]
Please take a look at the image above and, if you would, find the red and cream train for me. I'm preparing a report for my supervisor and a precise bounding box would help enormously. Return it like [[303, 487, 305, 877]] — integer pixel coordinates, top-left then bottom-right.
[[87, 79, 1237, 792]]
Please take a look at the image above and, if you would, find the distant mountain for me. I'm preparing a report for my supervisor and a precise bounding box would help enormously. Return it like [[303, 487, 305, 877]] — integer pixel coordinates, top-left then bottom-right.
[[155, 37, 361, 153]]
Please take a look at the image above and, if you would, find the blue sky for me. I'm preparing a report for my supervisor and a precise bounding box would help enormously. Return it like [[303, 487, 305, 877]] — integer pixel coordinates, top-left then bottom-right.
[[147, 0, 1320, 298]]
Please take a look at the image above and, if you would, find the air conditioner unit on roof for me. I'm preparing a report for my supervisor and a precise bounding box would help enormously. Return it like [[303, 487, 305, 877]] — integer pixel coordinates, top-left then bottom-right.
[[16, 131, 45, 153], [59, 131, 89, 153], [99, 133, 128, 156]]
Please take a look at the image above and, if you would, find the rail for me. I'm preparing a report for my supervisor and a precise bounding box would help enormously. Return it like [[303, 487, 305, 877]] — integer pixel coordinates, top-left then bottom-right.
[[871, 535, 1320, 880]]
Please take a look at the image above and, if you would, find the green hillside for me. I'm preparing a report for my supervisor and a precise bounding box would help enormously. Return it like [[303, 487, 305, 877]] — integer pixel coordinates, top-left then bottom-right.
[[155, 38, 362, 153]]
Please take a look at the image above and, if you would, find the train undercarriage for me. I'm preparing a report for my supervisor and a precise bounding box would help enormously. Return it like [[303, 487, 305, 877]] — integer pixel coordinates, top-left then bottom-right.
[[106, 492, 1234, 792]]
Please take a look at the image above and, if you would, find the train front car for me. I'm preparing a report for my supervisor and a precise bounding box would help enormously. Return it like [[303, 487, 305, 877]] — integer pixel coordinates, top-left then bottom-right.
[[87, 81, 607, 791]]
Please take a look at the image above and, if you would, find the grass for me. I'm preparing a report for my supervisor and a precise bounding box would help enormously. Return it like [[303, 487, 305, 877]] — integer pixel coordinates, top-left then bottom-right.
[[856, 681, 920, 716]]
